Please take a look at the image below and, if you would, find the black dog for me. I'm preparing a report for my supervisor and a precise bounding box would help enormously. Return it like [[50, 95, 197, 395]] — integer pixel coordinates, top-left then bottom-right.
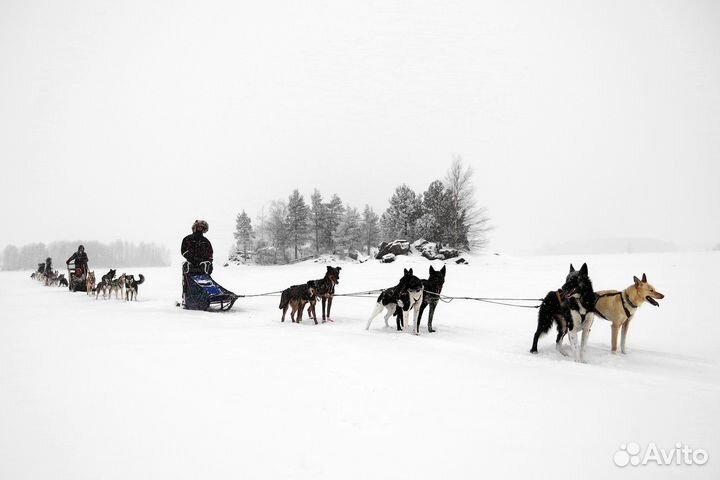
[[58, 274, 68, 287], [416, 265, 447, 334], [530, 263, 596, 362], [102, 269, 116, 284], [366, 268, 424, 333], [279, 281, 317, 323], [308, 266, 341, 323]]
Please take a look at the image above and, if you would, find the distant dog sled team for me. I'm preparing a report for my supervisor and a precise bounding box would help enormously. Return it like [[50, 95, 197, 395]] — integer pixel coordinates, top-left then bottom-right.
[[33, 245, 145, 301], [33, 218, 665, 362], [31, 257, 68, 287]]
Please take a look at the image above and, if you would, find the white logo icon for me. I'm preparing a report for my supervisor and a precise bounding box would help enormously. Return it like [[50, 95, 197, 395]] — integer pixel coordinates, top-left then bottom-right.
[[614, 443, 642, 467]]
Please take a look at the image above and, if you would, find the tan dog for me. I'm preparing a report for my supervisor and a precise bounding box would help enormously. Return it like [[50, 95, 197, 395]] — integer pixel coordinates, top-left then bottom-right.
[[86, 271, 96, 296], [594, 274, 664, 353]]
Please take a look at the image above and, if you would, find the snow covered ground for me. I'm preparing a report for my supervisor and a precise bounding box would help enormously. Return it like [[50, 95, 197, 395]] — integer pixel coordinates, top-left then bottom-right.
[[1, 252, 718, 479]]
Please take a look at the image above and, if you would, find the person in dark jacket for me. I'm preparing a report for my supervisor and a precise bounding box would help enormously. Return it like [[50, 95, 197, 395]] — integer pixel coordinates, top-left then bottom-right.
[[181, 220, 214, 274], [66, 245, 89, 277], [45, 257, 53, 274]]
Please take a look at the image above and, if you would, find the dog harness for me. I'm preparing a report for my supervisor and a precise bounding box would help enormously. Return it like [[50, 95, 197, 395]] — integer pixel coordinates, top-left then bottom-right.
[[620, 292, 637, 319], [595, 291, 635, 321]]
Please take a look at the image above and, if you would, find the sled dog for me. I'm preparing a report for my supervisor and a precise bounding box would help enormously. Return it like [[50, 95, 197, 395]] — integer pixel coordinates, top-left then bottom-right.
[[594, 273, 664, 353], [95, 279, 110, 299], [530, 263, 596, 362], [124, 274, 145, 301], [366, 268, 424, 334], [279, 281, 317, 323], [101, 269, 116, 284], [308, 266, 341, 323], [95, 269, 116, 299], [86, 271, 96, 295], [416, 265, 447, 334], [110, 274, 126, 300]]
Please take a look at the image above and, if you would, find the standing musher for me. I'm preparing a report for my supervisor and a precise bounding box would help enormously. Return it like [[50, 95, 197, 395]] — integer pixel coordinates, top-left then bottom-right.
[[181, 220, 214, 307], [43, 256, 54, 285], [66, 245, 89, 279], [182, 220, 214, 274]]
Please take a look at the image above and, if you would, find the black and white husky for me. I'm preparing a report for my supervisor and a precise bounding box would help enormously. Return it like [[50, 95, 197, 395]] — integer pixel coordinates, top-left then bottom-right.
[[124, 274, 145, 301], [530, 263, 595, 362], [366, 268, 424, 334]]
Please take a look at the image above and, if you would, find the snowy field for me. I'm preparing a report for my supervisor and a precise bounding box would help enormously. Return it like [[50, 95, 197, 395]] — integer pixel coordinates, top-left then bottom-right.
[[1, 252, 718, 480]]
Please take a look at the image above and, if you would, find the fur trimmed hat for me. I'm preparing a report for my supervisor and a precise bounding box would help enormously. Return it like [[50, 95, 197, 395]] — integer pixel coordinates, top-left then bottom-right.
[[192, 220, 209, 233]]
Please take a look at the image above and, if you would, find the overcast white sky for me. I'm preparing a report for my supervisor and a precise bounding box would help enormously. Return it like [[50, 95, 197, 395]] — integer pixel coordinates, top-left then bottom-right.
[[1, 0, 719, 258]]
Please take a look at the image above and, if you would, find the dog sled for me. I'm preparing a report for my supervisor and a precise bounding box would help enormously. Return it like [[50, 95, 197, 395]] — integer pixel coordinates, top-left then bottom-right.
[[67, 262, 87, 292], [182, 263, 239, 311]]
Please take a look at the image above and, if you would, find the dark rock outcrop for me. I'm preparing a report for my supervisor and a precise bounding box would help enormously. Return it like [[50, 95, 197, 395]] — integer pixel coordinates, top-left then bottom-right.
[[376, 240, 410, 259]]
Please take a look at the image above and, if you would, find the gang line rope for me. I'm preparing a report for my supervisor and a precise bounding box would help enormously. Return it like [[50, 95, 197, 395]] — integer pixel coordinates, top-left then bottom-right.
[[238, 287, 544, 308]]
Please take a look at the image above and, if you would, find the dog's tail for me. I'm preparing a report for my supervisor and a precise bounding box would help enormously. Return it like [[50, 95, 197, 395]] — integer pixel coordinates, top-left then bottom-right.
[[279, 290, 289, 310], [531, 291, 562, 353], [137, 274, 145, 285], [538, 291, 562, 333]]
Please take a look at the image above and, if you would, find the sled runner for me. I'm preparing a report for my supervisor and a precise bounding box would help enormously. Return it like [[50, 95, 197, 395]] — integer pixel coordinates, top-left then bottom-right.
[[67, 261, 87, 292], [182, 270, 239, 311]]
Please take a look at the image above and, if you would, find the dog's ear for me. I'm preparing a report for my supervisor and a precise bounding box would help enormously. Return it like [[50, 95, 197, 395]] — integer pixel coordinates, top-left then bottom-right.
[[633, 276, 641, 287], [404, 268, 409, 275], [336, 266, 342, 271], [429, 265, 435, 275], [326, 266, 332, 272], [642, 273, 647, 283], [408, 268, 413, 276], [441, 265, 446, 275], [580, 263, 588, 275], [569, 264, 575, 273]]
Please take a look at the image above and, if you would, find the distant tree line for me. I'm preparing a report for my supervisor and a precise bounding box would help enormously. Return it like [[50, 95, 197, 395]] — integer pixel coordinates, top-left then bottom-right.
[[232, 158, 490, 264], [1, 240, 171, 271]]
